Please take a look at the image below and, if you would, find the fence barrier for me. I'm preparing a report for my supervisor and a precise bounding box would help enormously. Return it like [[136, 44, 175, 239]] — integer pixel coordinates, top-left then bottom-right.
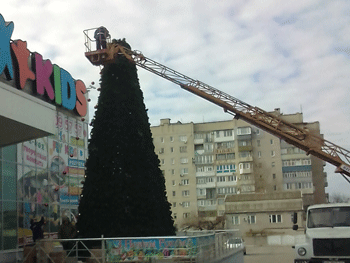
[[22, 230, 243, 263]]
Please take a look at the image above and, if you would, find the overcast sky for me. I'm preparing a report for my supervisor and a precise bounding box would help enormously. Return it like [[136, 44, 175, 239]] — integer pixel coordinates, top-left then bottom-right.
[[3, 0, 350, 198]]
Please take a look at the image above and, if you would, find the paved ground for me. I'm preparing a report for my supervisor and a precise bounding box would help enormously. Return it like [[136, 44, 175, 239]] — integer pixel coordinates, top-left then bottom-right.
[[244, 245, 295, 263]]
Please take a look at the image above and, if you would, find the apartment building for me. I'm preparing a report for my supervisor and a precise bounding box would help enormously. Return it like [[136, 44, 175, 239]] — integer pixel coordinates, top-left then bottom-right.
[[150, 110, 327, 229]]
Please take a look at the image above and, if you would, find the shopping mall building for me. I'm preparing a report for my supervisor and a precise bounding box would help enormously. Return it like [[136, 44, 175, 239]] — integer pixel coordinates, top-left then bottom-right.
[[0, 14, 89, 260]]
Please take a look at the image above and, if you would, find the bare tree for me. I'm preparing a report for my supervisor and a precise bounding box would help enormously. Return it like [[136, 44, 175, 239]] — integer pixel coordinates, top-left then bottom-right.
[[181, 215, 225, 231], [329, 193, 350, 203]]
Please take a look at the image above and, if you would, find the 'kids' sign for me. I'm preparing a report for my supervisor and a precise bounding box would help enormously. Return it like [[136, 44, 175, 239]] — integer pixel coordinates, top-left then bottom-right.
[[0, 14, 87, 117]]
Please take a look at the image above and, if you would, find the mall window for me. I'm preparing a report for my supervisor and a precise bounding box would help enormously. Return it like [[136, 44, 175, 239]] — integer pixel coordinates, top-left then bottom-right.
[[269, 214, 282, 223]]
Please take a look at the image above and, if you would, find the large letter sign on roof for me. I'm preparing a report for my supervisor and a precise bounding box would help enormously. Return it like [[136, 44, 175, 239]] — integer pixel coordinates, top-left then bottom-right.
[[0, 14, 14, 80]]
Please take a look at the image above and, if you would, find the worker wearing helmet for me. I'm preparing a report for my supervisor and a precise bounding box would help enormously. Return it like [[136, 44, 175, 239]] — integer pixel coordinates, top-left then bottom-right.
[[94, 26, 110, 50]]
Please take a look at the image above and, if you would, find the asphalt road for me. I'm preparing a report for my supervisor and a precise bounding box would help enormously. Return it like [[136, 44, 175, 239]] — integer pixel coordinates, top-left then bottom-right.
[[244, 245, 295, 263]]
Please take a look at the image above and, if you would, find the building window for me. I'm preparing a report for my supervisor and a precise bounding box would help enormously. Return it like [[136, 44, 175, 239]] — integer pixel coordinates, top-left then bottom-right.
[[224, 130, 233, 137], [170, 147, 174, 153], [239, 151, 251, 158], [258, 151, 261, 158], [181, 179, 189, 185], [172, 180, 176, 186], [171, 169, 175, 175], [239, 162, 250, 169], [161, 137, 164, 143], [256, 129, 260, 135], [170, 136, 174, 142], [159, 148, 164, 154], [243, 175, 250, 180], [216, 164, 236, 173], [180, 146, 187, 153], [172, 191, 176, 196], [183, 202, 190, 208], [270, 139, 274, 145], [247, 215, 256, 224], [183, 213, 190, 218], [237, 127, 251, 135], [217, 176, 226, 182], [174, 213, 177, 219], [273, 173, 276, 179], [173, 202, 176, 208], [179, 135, 187, 142], [180, 157, 188, 164], [217, 187, 236, 194], [272, 162, 275, 167], [228, 175, 237, 182], [232, 216, 240, 225], [182, 190, 190, 197], [198, 200, 205, 206], [284, 183, 293, 190], [273, 185, 277, 191], [271, 150, 275, 157], [257, 140, 260, 146], [197, 189, 206, 196], [180, 168, 188, 175], [218, 210, 225, 216], [269, 214, 282, 223], [161, 159, 165, 165], [197, 178, 206, 184], [206, 177, 214, 183], [171, 158, 175, 165]]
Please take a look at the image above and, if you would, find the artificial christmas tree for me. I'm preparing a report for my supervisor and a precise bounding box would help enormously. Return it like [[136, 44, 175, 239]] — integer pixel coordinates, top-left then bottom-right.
[[77, 39, 175, 238]]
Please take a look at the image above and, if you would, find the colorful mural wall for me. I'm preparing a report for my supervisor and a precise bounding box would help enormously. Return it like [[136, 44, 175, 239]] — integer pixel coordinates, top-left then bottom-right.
[[17, 112, 88, 245]]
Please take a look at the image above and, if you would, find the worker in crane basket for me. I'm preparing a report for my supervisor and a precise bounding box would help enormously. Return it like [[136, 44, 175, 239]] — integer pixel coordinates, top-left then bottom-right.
[[94, 26, 110, 50]]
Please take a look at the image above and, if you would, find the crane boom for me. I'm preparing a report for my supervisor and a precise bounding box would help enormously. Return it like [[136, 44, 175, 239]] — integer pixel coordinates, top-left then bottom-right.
[[84, 41, 350, 177]]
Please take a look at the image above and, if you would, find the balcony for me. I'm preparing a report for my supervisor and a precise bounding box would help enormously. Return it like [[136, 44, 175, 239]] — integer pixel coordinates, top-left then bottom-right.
[[239, 156, 253, 162], [237, 134, 252, 140], [238, 145, 252, 152], [239, 165, 253, 174], [215, 148, 234, 154]]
